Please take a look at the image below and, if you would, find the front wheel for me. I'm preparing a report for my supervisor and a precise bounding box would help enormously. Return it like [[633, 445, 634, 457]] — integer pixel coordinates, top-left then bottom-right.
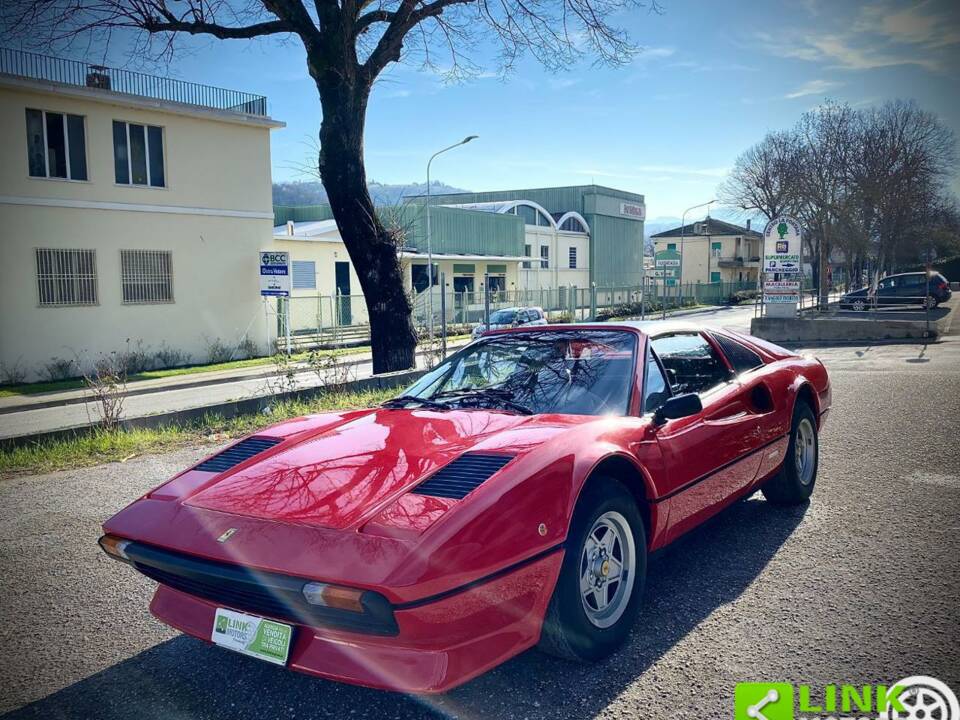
[[762, 401, 819, 506], [539, 476, 646, 662]]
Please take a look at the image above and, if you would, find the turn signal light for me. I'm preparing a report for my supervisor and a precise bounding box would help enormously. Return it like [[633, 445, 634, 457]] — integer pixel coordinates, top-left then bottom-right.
[[98, 534, 132, 562], [302, 582, 364, 612]]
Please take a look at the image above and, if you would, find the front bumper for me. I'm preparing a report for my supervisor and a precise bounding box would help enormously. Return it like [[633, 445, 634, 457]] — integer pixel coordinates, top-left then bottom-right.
[[147, 548, 563, 693]]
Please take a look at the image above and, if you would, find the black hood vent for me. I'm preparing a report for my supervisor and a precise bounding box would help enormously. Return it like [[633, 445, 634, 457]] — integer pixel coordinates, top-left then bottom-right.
[[194, 436, 283, 473], [412, 453, 514, 500]]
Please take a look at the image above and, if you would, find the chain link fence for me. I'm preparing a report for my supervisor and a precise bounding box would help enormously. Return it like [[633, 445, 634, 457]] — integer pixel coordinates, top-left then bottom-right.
[[276, 279, 762, 351]]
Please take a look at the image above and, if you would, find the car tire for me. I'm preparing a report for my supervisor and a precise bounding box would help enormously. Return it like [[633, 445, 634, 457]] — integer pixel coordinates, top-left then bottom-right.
[[924, 295, 939, 310], [851, 299, 866, 312], [762, 401, 819, 506], [538, 476, 646, 662]]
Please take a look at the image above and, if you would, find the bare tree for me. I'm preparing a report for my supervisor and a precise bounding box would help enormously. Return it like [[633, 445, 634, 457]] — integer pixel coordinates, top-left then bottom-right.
[[719, 130, 800, 221], [3, 0, 659, 372]]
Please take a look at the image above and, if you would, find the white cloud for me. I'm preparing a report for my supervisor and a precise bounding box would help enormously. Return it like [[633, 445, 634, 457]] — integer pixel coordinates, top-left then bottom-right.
[[754, 1, 958, 73], [784, 79, 842, 99]]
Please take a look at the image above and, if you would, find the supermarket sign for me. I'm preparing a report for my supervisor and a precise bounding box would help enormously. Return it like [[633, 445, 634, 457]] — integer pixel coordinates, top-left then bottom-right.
[[763, 216, 802, 274]]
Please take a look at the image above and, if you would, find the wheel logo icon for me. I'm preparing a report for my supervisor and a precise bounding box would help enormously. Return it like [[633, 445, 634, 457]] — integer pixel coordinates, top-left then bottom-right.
[[882, 676, 959, 720]]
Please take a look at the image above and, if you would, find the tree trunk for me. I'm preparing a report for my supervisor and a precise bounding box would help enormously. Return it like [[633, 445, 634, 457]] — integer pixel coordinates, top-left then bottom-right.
[[314, 73, 417, 374]]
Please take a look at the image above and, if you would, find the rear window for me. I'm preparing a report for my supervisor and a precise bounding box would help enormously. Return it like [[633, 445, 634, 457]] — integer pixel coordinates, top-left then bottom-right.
[[712, 333, 764, 374]]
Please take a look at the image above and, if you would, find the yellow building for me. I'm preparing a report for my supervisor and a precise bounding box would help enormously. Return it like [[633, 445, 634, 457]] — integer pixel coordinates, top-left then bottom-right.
[[651, 217, 762, 286], [0, 49, 283, 380]]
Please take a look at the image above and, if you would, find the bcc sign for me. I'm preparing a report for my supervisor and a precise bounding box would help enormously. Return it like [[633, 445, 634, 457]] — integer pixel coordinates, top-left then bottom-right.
[[260, 250, 291, 297]]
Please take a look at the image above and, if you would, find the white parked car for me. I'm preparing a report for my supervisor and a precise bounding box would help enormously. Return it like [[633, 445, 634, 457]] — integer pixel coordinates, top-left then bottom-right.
[[471, 307, 547, 339]]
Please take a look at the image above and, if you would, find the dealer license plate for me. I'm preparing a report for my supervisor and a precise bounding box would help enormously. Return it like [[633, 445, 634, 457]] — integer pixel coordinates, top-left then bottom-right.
[[211, 608, 292, 666]]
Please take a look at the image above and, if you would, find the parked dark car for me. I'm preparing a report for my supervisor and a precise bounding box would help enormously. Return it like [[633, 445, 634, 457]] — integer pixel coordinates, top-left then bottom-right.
[[840, 271, 951, 311]]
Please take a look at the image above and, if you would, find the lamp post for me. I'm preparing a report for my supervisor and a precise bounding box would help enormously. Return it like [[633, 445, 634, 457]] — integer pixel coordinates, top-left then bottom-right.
[[426, 135, 478, 349], [679, 199, 716, 303]]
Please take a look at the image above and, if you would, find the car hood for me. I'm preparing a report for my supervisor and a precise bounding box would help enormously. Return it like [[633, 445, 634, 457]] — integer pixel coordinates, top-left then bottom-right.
[[180, 408, 585, 531]]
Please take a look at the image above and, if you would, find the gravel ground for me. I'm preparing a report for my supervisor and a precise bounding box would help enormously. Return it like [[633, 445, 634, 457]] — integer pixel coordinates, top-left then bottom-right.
[[1, 338, 959, 719]]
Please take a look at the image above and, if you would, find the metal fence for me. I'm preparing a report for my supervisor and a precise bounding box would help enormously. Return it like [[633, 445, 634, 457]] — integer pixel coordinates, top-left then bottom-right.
[[278, 279, 762, 349], [0, 47, 268, 116]]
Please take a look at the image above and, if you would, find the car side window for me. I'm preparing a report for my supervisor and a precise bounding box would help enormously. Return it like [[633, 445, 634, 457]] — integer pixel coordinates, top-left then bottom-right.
[[642, 347, 671, 413], [712, 333, 764, 375], [518, 310, 531, 323], [650, 333, 730, 395]]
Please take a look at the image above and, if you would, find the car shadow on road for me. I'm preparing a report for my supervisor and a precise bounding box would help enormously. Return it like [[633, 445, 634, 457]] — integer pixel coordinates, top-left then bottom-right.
[[3, 496, 806, 720]]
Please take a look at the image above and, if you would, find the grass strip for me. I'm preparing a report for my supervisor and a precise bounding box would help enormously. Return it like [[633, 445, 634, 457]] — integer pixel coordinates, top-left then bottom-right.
[[0, 387, 395, 477]]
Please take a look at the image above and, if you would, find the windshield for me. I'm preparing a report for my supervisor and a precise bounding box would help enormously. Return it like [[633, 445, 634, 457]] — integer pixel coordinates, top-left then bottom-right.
[[400, 330, 637, 416], [488, 309, 517, 324]]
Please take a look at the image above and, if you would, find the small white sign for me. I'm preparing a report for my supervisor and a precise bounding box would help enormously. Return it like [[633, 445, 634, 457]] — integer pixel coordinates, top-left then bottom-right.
[[764, 293, 800, 304], [655, 258, 680, 267], [212, 608, 292, 665], [764, 280, 801, 292], [763, 216, 802, 275], [620, 202, 646, 220], [260, 250, 291, 297]]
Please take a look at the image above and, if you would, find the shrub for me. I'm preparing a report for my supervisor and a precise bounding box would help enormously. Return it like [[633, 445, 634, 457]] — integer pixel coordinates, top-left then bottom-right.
[[153, 343, 192, 369], [203, 336, 234, 365], [0, 357, 27, 385], [236, 335, 260, 360], [43, 356, 78, 382], [117, 339, 153, 375]]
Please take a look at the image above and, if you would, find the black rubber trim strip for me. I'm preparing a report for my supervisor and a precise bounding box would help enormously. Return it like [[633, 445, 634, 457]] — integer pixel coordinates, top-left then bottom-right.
[[394, 543, 565, 610], [651, 432, 789, 504]]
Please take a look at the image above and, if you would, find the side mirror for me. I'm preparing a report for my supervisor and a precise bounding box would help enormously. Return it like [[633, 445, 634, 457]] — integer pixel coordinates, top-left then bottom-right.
[[653, 393, 702, 426]]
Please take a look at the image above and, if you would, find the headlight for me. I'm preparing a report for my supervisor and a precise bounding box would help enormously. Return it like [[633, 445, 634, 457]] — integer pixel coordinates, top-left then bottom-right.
[[302, 581, 364, 612]]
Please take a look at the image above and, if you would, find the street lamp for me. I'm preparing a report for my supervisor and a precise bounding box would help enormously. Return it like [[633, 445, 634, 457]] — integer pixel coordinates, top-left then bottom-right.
[[426, 135, 479, 349], [679, 199, 716, 301]]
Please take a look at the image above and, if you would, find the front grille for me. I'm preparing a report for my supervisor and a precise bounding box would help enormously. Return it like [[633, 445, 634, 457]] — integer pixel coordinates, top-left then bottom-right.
[[194, 436, 282, 473], [126, 542, 397, 636], [412, 453, 514, 500]]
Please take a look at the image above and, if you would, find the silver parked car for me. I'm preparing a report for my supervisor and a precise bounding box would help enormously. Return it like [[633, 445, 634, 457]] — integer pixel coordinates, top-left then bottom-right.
[[471, 306, 547, 339]]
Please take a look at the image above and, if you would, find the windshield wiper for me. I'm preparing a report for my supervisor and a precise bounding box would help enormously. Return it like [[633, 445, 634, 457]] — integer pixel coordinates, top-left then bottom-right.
[[432, 387, 534, 415], [381, 395, 450, 411]]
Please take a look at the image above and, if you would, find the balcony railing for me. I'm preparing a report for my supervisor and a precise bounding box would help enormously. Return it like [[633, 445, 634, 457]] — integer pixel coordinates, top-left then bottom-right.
[[0, 47, 268, 117]]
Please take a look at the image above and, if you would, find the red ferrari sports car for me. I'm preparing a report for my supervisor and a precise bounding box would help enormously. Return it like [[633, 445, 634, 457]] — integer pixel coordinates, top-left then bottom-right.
[[99, 321, 830, 693]]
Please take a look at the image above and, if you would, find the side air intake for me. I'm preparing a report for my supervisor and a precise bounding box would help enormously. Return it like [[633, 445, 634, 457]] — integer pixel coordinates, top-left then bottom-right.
[[412, 454, 514, 500], [194, 436, 283, 473]]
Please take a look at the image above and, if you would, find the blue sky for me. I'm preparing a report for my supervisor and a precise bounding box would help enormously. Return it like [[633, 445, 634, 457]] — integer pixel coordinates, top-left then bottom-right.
[[157, 0, 958, 218]]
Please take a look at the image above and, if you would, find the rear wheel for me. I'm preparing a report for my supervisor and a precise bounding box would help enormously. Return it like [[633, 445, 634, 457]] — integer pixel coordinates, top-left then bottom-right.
[[539, 476, 646, 661], [851, 299, 866, 312], [762, 401, 818, 506], [924, 295, 939, 310]]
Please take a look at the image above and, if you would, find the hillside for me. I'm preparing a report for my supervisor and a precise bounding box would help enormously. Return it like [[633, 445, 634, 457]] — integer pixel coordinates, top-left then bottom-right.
[[273, 180, 470, 207]]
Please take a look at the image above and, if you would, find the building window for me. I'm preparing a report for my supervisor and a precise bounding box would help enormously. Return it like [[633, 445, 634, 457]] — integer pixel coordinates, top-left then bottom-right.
[[522, 243, 531, 269], [711, 271, 721, 283], [411, 263, 438, 293], [711, 241, 722, 257], [113, 120, 165, 187], [569, 247, 577, 269], [540, 246, 549, 269], [667, 243, 677, 250], [121, 250, 173, 304], [292, 260, 316, 289], [560, 216, 587, 233], [26, 109, 87, 181], [35, 249, 98, 306], [537, 210, 553, 227]]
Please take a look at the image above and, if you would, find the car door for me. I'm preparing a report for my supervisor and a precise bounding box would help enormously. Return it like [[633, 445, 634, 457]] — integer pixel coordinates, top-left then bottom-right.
[[897, 274, 923, 304], [647, 332, 767, 543], [876, 277, 897, 305]]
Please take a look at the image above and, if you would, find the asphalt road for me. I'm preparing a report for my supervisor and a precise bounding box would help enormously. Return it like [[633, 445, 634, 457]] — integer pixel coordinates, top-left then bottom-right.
[[1, 330, 959, 719]]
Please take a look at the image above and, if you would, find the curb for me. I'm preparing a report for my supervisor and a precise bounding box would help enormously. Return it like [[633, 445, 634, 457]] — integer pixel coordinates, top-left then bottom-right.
[[0, 341, 469, 416], [0, 368, 425, 451]]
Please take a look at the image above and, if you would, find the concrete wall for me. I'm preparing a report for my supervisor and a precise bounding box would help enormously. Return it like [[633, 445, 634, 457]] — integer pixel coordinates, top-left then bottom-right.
[[0, 79, 278, 380]]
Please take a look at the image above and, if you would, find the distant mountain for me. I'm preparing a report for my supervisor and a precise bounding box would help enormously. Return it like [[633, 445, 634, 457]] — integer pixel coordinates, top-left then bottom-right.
[[272, 180, 470, 207]]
